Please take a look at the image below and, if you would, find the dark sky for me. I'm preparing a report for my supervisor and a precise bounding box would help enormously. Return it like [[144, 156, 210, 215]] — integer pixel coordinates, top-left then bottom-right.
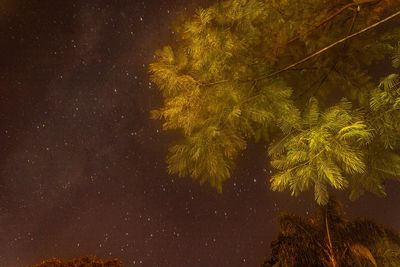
[[1, 1, 400, 266]]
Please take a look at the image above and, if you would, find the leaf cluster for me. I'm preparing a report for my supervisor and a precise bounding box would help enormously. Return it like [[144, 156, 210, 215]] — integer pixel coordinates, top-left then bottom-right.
[[269, 98, 373, 204]]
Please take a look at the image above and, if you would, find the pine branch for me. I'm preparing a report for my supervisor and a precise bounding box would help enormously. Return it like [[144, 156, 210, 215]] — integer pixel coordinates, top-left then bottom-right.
[[254, 10, 400, 81]]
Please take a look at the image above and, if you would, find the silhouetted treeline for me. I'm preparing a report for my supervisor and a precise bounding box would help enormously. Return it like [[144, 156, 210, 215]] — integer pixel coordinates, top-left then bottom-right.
[[28, 256, 122, 267]]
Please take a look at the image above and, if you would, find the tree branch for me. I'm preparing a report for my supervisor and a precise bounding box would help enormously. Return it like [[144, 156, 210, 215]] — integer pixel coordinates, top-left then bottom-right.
[[254, 10, 400, 81], [284, 0, 382, 46], [296, 9, 360, 100], [198, 79, 229, 87]]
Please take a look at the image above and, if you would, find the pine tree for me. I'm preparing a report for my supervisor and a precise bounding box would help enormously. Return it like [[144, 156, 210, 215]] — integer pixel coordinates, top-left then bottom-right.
[[150, 0, 400, 204]]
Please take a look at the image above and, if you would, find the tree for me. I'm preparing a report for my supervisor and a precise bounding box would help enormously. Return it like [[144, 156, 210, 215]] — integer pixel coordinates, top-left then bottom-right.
[[261, 199, 400, 267], [28, 256, 122, 267], [150, 0, 400, 204]]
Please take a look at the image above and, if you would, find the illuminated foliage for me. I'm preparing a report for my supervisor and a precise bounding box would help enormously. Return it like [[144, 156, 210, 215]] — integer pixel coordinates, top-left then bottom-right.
[[150, 0, 400, 204], [269, 98, 373, 204]]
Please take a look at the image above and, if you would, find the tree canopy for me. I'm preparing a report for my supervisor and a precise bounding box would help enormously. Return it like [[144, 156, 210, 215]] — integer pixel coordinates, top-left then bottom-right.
[[28, 256, 122, 267], [150, 0, 400, 204], [262, 199, 400, 266]]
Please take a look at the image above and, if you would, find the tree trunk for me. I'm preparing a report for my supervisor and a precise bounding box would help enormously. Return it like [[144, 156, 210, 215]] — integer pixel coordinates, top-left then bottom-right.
[[325, 208, 339, 267]]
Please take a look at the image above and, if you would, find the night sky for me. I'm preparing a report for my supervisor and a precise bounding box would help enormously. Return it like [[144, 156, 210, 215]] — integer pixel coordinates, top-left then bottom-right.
[[1, 1, 400, 266]]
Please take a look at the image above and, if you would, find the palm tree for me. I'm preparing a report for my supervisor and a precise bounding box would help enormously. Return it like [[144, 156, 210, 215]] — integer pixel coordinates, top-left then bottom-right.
[[262, 199, 400, 267]]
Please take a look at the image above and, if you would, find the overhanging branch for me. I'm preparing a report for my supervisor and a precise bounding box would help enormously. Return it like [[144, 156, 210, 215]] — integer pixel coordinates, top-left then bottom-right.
[[285, 0, 381, 46], [254, 10, 400, 81]]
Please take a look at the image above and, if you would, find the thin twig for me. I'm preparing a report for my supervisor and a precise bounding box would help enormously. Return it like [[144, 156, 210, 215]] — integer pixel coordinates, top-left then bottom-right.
[[199, 79, 229, 87]]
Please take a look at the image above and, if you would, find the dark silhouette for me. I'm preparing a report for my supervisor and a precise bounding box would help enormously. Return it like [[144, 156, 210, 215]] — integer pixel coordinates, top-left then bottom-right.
[[262, 199, 400, 267], [28, 256, 122, 267]]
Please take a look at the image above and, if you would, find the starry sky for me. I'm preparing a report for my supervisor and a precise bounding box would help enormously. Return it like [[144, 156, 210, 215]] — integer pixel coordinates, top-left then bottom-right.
[[1, 1, 400, 266]]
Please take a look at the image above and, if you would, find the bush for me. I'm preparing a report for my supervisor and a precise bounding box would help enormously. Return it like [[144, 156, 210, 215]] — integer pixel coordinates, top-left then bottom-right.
[[28, 256, 122, 267]]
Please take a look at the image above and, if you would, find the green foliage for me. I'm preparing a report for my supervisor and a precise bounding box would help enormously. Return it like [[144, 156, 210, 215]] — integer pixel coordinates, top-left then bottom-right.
[[166, 126, 246, 192], [150, 0, 400, 203], [370, 73, 400, 149], [269, 98, 372, 205], [262, 199, 400, 267], [392, 42, 400, 68]]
